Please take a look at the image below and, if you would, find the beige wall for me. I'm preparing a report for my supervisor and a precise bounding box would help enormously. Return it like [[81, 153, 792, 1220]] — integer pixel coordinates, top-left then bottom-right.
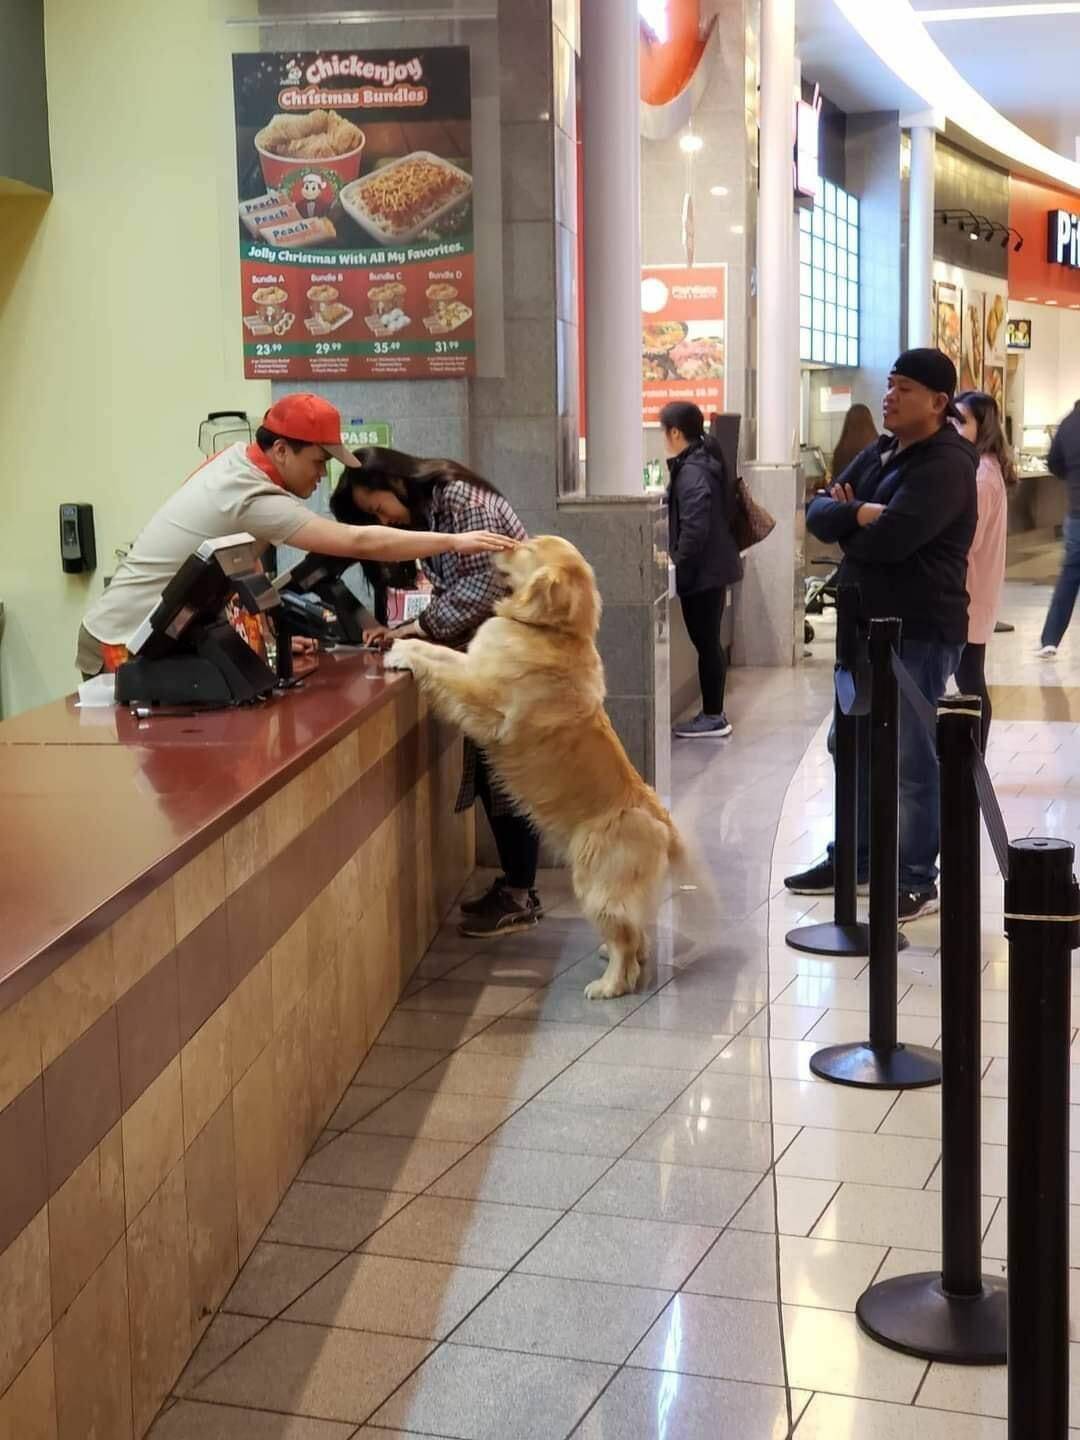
[[0, 0, 269, 717]]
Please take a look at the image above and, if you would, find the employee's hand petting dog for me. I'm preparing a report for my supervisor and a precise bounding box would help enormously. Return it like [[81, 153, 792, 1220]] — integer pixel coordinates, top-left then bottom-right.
[[383, 535, 697, 1000]]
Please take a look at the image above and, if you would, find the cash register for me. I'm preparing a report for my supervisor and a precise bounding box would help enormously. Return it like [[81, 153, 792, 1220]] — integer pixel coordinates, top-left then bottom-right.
[[273, 552, 376, 646], [116, 534, 282, 708]]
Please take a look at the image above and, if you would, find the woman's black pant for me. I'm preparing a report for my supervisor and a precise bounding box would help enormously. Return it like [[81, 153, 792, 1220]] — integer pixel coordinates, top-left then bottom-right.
[[474, 750, 540, 889], [680, 587, 728, 715], [955, 642, 991, 752]]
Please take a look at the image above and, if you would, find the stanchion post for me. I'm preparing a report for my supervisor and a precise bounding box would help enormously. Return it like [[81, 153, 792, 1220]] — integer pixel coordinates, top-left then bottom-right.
[[1007, 837, 1077, 1439], [856, 695, 1006, 1362], [810, 617, 941, 1089]]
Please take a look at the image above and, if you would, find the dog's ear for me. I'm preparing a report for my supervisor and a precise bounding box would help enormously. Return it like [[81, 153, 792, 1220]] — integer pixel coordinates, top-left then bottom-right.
[[515, 562, 599, 635]]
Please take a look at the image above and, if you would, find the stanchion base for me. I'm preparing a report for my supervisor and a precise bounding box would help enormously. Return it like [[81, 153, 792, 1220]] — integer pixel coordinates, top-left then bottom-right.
[[809, 1041, 941, 1090], [785, 922, 911, 957], [856, 1271, 1007, 1365]]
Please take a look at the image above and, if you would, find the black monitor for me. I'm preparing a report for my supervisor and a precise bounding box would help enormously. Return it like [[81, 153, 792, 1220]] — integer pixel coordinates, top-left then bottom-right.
[[117, 534, 281, 708], [274, 552, 375, 644]]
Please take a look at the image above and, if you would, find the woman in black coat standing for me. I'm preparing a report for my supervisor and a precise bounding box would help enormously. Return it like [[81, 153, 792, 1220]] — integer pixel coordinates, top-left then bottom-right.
[[661, 401, 743, 738]]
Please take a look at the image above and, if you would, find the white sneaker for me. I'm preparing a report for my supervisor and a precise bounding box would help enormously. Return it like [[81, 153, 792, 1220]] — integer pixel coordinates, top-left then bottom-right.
[[1035, 644, 1059, 658]]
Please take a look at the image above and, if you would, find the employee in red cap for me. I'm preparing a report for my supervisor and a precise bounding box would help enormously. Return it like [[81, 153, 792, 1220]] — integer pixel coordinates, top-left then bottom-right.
[[77, 393, 515, 677]]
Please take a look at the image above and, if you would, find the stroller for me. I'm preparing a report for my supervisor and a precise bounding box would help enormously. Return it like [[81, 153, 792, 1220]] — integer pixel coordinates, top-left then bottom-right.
[[803, 559, 838, 643]]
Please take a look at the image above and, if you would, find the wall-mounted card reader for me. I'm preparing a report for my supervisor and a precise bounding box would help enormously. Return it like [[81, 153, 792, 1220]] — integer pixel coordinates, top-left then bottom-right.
[[60, 503, 96, 574]]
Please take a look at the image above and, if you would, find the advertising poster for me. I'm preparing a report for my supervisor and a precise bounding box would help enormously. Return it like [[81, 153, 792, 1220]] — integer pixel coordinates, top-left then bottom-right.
[[935, 282, 961, 377], [641, 264, 726, 425], [961, 289, 985, 392], [232, 48, 475, 382]]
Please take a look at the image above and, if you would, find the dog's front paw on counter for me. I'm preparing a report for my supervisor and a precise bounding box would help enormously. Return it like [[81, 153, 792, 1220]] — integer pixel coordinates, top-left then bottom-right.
[[382, 643, 416, 672]]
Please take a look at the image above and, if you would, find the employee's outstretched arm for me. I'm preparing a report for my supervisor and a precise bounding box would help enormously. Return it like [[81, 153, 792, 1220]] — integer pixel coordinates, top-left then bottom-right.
[[290, 515, 515, 564]]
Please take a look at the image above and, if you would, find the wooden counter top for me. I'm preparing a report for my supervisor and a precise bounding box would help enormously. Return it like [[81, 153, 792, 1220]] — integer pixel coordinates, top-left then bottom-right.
[[0, 652, 407, 1011]]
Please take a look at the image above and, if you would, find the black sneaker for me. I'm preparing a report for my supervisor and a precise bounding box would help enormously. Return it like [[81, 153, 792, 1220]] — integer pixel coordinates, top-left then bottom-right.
[[784, 859, 869, 897], [460, 878, 544, 919], [898, 886, 939, 923], [459, 889, 540, 938], [460, 876, 508, 917]]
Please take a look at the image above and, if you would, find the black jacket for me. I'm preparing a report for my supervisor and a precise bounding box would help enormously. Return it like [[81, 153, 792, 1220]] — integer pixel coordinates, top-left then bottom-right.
[[807, 424, 978, 645], [667, 442, 743, 596], [1049, 403, 1080, 515]]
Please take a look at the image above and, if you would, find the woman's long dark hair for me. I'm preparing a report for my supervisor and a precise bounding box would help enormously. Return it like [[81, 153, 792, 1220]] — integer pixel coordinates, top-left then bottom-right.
[[328, 447, 503, 611], [955, 390, 1017, 487], [831, 403, 878, 483], [329, 446, 502, 529], [658, 401, 728, 469]]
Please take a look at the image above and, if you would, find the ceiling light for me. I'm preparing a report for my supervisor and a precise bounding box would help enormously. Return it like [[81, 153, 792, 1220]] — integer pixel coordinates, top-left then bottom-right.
[[1025, 295, 1039, 300], [730, 224, 745, 234], [920, 4, 1080, 19], [710, 185, 729, 197], [1070, 304, 1080, 309], [969, 225, 979, 239], [834, 0, 1080, 192], [1048, 299, 1059, 305], [679, 132, 704, 154]]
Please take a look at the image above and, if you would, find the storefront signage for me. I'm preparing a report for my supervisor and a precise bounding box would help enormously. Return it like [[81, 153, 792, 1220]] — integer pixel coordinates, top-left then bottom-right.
[[641, 263, 726, 425], [1048, 209, 1080, 270], [232, 48, 475, 382]]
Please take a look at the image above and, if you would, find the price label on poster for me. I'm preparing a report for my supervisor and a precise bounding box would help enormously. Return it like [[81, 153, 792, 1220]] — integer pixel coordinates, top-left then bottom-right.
[[232, 47, 476, 382], [641, 264, 727, 425]]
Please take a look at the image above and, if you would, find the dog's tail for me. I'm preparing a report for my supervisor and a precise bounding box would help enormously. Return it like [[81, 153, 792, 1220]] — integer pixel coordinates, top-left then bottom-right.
[[660, 822, 719, 952]]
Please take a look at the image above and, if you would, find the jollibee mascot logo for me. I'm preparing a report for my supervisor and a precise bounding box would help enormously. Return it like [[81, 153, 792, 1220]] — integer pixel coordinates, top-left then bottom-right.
[[288, 169, 339, 217]]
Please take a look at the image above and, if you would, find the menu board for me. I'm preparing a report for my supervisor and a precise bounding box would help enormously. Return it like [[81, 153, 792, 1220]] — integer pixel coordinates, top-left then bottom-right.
[[232, 48, 475, 382], [960, 289, 986, 392], [935, 282, 961, 377], [641, 264, 726, 425], [984, 292, 1007, 409]]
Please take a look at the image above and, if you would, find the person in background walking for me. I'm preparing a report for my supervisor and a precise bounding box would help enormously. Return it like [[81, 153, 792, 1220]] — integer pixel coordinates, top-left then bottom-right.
[[1037, 398, 1080, 657], [661, 401, 743, 739], [830, 402, 879, 485], [951, 390, 1015, 750]]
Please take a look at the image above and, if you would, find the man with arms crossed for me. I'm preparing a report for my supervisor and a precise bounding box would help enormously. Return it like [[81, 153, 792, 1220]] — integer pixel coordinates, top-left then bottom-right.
[[785, 349, 978, 921], [78, 393, 513, 676]]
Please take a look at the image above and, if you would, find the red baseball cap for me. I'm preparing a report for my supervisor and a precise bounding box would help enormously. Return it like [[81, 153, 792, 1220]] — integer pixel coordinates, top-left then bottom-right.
[[262, 393, 361, 467]]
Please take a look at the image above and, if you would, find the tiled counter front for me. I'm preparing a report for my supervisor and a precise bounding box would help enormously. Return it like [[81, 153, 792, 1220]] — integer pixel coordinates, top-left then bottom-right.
[[0, 687, 472, 1439]]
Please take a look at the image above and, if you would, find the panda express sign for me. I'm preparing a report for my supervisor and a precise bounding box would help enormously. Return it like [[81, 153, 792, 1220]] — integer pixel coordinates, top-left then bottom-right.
[[1048, 209, 1080, 270]]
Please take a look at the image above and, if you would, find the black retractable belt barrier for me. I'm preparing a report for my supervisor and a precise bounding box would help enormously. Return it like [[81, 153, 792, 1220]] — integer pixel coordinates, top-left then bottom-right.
[[1006, 838, 1079, 1439], [856, 695, 1007, 1362], [810, 618, 941, 1089], [787, 588, 908, 959]]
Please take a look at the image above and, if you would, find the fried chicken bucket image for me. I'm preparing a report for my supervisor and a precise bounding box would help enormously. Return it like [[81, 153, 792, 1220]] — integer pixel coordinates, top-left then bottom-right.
[[254, 110, 365, 189]]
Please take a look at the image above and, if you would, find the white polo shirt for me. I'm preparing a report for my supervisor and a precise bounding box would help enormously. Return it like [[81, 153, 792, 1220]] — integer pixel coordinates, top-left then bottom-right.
[[83, 443, 310, 646]]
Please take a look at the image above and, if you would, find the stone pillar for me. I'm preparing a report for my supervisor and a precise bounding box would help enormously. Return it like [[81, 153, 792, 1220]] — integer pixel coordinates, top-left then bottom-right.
[[906, 119, 938, 350], [580, 0, 641, 495]]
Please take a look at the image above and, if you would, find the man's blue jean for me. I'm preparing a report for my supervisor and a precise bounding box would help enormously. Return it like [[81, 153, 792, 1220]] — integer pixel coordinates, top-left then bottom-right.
[[1042, 513, 1080, 647], [828, 639, 962, 894]]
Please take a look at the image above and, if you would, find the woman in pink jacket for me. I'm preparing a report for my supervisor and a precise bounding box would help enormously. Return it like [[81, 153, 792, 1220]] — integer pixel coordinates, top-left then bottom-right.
[[952, 390, 1016, 750]]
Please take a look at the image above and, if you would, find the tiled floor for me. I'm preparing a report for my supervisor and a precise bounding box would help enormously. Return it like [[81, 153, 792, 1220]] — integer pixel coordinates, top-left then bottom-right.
[[150, 582, 1080, 1438]]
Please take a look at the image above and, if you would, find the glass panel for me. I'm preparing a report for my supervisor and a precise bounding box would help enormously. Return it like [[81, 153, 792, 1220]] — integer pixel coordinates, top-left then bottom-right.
[[837, 191, 849, 221], [800, 295, 811, 326], [799, 207, 811, 232], [837, 248, 848, 279], [824, 180, 836, 212], [812, 330, 825, 362], [824, 212, 836, 245], [825, 302, 837, 334], [813, 236, 825, 269], [824, 272, 836, 304], [824, 333, 836, 364], [800, 231, 811, 264], [847, 309, 858, 339], [848, 194, 859, 226], [800, 326, 812, 359], [800, 263, 812, 296], [824, 243, 836, 273], [812, 204, 824, 236], [812, 298, 825, 329]]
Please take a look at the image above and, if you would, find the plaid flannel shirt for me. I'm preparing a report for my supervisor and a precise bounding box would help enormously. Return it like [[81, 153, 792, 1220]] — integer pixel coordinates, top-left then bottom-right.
[[416, 478, 528, 817]]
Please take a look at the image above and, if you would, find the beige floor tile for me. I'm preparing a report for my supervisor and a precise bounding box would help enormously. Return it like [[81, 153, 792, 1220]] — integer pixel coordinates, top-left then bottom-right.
[[519, 1210, 717, 1290], [783, 1302, 927, 1402], [428, 1143, 610, 1209], [670, 1072, 895, 1132], [777, 1127, 941, 1188], [688, 1229, 887, 1311], [627, 1113, 800, 1172], [298, 1132, 470, 1194], [773, 975, 873, 1011], [361, 1195, 558, 1269], [406, 1051, 565, 1100], [193, 1319, 432, 1423], [538, 1059, 698, 1113], [398, 979, 539, 1016], [488, 1099, 657, 1157], [803, 1007, 941, 1048], [326, 1086, 396, 1130], [150, 1399, 353, 1437], [745, 1004, 828, 1041], [619, 992, 761, 1037], [507, 984, 651, 1026], [222, 1242, 346, 1320], [812, 1182, 997, 1250], [350, 1044, 447, 1088], [729, 1175, 840, 1236], [460, 1018, 609, 1061], [574, 1157, 759, 1229], [573, 1369, 811, 1440], [917, 1343, 1080, 1421], [796, 1393, 1008, 1438], [172, 1313, 265, 1398], [708, 1035, 823, 1081], [880, 1091, 1007, 1145], [374, 1009, 491, 1051], [628, 1292, 785, 1383], [285, 1253, 502, 1339], [350, 1090, 517, 1144], [265, 1182, 411, 1250], [584, 1026, 730, 1070]]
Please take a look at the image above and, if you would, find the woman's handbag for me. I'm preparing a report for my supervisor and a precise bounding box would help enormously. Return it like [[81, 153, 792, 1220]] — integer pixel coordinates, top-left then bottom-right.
[[732, 475, 776, 552]]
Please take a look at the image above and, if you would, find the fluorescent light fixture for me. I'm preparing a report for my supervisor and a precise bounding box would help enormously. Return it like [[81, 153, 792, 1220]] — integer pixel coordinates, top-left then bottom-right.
[[730, 223, 745, 234], [710, 184, 730, 196], [1047, 299, 1059, 304], [834, 0, 1080, 190], [920, 4, 1080, 18], [679, 132, 704, 153], [1025, 295, 1039, 300]]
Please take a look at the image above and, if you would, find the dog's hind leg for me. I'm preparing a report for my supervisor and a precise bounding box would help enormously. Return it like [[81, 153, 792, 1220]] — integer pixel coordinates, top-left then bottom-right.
[[585, 920, 644, 1000]]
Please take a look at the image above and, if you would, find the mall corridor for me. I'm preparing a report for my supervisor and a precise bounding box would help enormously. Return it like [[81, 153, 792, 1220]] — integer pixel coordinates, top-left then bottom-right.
[[139, 582, 1080, 1439]]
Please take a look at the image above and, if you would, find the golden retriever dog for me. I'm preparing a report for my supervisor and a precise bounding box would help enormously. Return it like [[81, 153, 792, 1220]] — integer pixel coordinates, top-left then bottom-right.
[[383, 534, 692, 998]]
